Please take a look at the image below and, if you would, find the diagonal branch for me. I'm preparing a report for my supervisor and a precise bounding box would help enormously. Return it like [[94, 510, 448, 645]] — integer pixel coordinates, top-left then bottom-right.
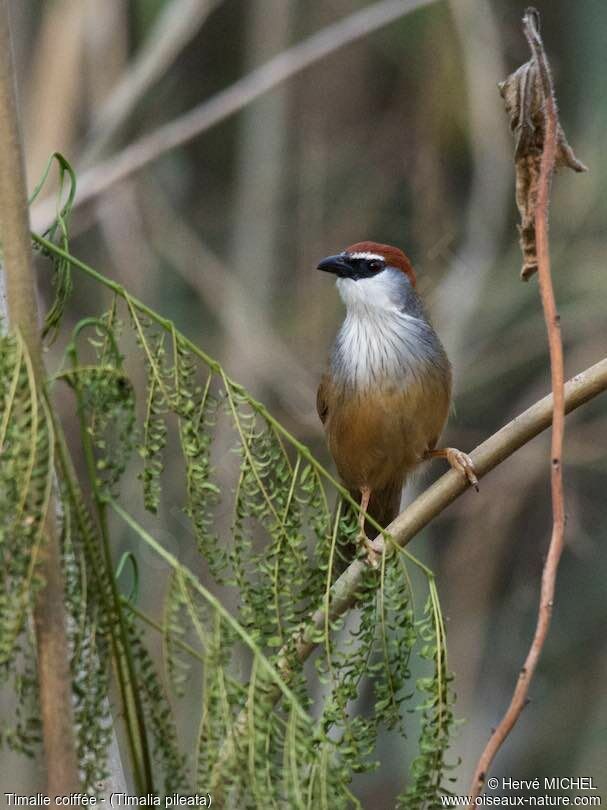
[[468, 8, 575, 800], [81, 0, 221, 165], [30, 0, 439, 233]]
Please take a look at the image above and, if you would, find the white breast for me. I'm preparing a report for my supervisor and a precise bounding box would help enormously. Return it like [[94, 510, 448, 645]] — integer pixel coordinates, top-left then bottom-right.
[[331, 305, 431, 389]]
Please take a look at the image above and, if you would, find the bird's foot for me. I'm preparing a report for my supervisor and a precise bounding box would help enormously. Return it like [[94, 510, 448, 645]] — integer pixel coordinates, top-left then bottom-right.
[[359, 534, 385, 568], [443, 447, 479, 490], [426, 446, 478, 489]]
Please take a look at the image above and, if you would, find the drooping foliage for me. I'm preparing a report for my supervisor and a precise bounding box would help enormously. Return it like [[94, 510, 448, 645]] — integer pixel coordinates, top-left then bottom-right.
[[0, 330, 51, 757], [0, 156, 458, 807]]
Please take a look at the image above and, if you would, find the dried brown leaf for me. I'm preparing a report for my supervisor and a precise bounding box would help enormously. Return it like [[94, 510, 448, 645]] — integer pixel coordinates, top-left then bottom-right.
[[498, 7, 587, 280]]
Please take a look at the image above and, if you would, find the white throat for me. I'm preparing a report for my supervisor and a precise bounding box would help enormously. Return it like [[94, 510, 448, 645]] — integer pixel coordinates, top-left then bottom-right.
[[331, 271, 432, 389], [336, 271, 403, 312]]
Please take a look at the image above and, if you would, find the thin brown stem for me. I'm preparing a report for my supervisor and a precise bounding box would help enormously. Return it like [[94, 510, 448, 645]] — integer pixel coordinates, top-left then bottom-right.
[[0, 0, 80, 795], [468, 10, 566, 801]]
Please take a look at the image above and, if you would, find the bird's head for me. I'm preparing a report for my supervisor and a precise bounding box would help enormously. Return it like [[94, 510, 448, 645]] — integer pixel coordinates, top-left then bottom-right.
[[317, 241, 417, 312]]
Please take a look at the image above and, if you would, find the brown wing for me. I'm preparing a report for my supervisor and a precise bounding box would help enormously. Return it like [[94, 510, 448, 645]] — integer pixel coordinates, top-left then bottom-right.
[[316, 374, 330, 425]]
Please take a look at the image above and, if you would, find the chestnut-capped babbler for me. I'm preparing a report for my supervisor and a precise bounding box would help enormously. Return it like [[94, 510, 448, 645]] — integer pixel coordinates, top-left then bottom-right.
[[317, 241, 477, 565]]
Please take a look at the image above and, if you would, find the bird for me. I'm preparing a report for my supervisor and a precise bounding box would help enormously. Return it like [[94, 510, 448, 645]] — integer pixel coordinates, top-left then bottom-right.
[[316, 241, 477, 565]]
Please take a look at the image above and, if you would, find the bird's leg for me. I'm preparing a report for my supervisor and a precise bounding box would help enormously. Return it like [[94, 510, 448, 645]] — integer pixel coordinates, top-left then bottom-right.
[[358, 486, 371, 535], [357, 486, 383, 567], [426, 447, 479, 490]]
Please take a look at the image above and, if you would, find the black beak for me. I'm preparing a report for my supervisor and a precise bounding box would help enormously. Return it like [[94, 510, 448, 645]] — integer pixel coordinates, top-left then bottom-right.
[[317, 254, 352, 278]]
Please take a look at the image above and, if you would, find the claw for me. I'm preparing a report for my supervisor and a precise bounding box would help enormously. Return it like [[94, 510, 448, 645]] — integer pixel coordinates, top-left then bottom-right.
[[445, 448, 479, 490], [359, 534, 385, 568], [427, 446, 479, 490]]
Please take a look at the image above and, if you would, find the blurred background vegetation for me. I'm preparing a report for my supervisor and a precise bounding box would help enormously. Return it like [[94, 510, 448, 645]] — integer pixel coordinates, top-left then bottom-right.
[[4, 0, 606, 804]]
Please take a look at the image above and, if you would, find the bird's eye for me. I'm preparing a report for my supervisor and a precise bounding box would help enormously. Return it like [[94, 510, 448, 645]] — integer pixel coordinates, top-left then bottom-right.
[[369, 260, 382, 272]]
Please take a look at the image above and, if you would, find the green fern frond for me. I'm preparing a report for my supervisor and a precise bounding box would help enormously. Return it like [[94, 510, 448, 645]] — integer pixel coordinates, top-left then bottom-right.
[[397, 585, 458, 809], [0, 333, 53, 662], [173, 335, 224, 576], [139, 331, 169, 513], [163, 569, 192, 698], [61, 502, 113, 791], [126, 610, 190, 794], [0, 332, 54, 755]]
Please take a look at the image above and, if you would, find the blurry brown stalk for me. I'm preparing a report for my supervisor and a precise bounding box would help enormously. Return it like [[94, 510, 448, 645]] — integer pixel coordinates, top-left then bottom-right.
[[30, 0, 439, 233], [468, 9, 574, 802], [82, 0, 220, 165], [0, 1, 80, 795]]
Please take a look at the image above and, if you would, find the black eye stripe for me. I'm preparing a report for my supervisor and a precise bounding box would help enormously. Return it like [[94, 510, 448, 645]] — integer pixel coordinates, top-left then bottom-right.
[[339, 254, 386, 280]]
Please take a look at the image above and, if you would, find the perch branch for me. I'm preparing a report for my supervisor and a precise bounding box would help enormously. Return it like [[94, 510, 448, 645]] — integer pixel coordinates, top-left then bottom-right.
[[468, 9, 571, 801], [31, 0, 438, 233], [0, 1, 80, 795]]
